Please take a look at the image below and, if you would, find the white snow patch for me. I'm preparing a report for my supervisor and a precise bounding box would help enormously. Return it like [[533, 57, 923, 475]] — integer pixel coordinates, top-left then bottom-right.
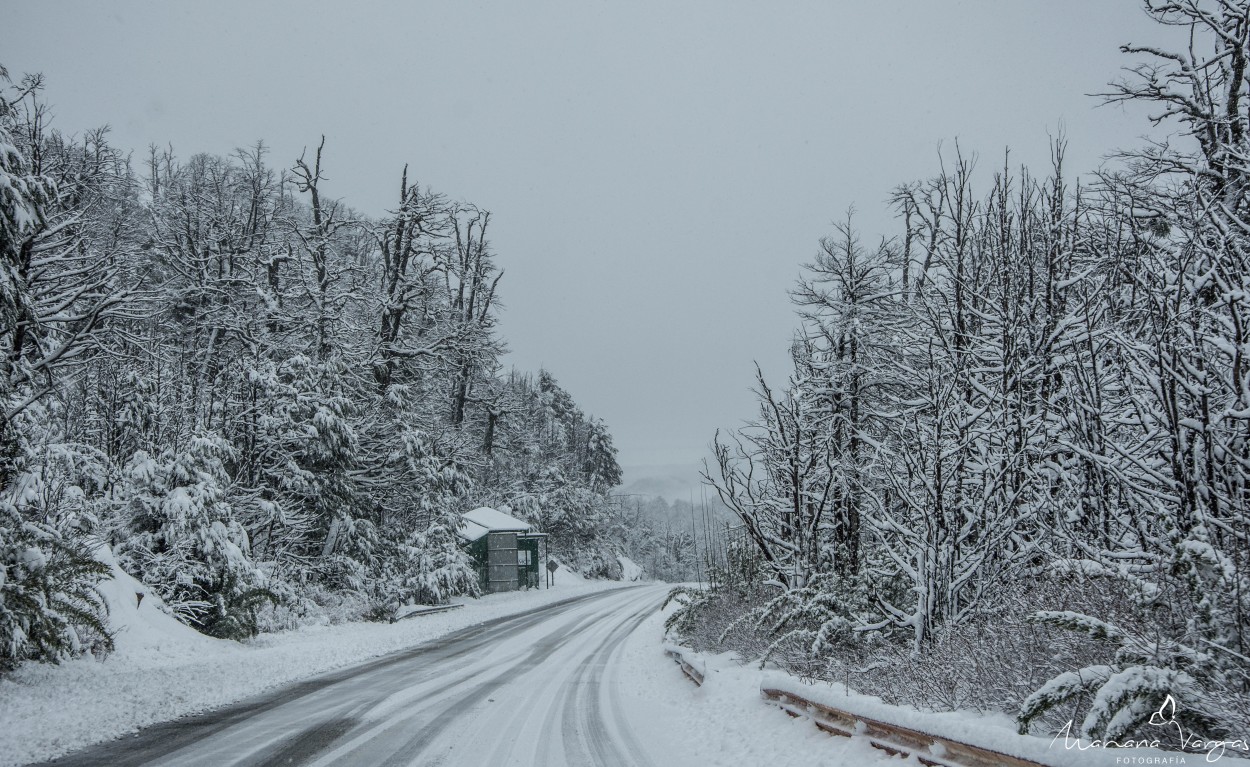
[[618, 554, 644, 581], [460, 506, 531, 532], [91, 545, 221, 658], [547, 559, 587, 585], [456, 516, 491, 541], [617, 607, 901, 766]]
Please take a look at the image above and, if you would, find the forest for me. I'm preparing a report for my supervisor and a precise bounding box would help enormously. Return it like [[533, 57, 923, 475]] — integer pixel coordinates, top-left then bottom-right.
[[671, 1, 1250, 751], [0, 65, 638, 666]]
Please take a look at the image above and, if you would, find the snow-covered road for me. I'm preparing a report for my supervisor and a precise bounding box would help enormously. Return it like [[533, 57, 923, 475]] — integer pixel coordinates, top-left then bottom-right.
[[37, 585, 660, 766], [33, 584, 896, 767]]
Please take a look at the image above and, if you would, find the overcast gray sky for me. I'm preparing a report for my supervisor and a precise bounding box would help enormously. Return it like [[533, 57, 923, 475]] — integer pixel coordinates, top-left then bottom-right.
[[4, 1, 1166, 477]]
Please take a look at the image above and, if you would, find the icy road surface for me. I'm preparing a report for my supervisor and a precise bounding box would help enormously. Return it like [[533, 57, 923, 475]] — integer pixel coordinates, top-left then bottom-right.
[[37, 584, 887, 767], [39, 586, 662, 766]]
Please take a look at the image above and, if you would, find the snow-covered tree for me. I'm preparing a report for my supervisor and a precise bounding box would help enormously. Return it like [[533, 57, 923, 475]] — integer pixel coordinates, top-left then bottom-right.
[[0, 68, 121, 667], [114, 433, 272, 636]]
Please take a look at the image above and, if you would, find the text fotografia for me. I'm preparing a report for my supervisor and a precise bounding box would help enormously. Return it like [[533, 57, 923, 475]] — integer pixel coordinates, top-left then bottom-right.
[[1051, 697, 1250, 763]]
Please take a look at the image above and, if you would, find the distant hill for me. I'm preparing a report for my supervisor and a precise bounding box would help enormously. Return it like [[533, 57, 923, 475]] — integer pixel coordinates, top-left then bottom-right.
[[617, 463, 707, 502]]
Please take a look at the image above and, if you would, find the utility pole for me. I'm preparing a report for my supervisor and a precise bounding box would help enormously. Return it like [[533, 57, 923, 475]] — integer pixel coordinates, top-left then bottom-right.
[[689, 490, 703, 589]]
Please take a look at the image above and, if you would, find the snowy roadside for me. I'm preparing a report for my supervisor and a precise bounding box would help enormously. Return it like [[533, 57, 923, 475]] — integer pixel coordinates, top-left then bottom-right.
[[645, 613, 1250, 765], [619, 608, 905, 766], [0, 563, 628, 767], [752, 672, 1250, 767]]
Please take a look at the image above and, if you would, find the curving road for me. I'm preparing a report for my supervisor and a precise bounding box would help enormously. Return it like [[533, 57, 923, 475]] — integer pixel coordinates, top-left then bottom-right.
[[43, 585, 670, 767]]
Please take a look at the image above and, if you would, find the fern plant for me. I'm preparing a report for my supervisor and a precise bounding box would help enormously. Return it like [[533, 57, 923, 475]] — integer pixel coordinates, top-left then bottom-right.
[[1017, 610, 1225, 743], [1, 508, 113, 669], [662, 586, 712, 638], [197, 569, 278, 641]]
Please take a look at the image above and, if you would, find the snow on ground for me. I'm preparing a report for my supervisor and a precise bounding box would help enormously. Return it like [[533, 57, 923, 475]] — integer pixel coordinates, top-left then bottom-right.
[[0, 562, 621, 767], [620, 607, 903, 766], [11, 567, 1233, 767], [631, 601, 1249, 766], [618, 554, 644, 581], [89, 545, 221, 659]]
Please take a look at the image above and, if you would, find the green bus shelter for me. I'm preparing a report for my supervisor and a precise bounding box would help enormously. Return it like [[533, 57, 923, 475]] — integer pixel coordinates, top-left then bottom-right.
[[457, 507, 548, 593]]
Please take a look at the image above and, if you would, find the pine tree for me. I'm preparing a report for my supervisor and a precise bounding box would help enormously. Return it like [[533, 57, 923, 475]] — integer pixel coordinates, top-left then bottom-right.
[[0, 68, 114, 667]]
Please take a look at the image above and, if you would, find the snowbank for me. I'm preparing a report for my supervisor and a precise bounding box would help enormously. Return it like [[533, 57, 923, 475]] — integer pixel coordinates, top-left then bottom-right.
[[618, 554, 644, 581], [90, 545, 224, 659], [619, 609, 902, 766], [0, 572, 627, 767], [652, 591, 1248, 766], [545, 558, 589, 585]]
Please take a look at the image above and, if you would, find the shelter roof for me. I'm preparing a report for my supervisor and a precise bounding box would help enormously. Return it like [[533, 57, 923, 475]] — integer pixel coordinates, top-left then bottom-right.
[[457, 517, 491, 542], [461, 506, 532, 534]]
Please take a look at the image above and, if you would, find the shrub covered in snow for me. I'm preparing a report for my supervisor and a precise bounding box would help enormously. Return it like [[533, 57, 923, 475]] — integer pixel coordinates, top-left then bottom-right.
[[0, 501, 111, 669], [112, 434, 272, 637]]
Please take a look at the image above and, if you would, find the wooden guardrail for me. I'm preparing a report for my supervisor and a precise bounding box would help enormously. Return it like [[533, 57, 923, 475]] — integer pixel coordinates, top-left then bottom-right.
[[663, 645, 705, 686], [760, 687, 1050, 767]]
